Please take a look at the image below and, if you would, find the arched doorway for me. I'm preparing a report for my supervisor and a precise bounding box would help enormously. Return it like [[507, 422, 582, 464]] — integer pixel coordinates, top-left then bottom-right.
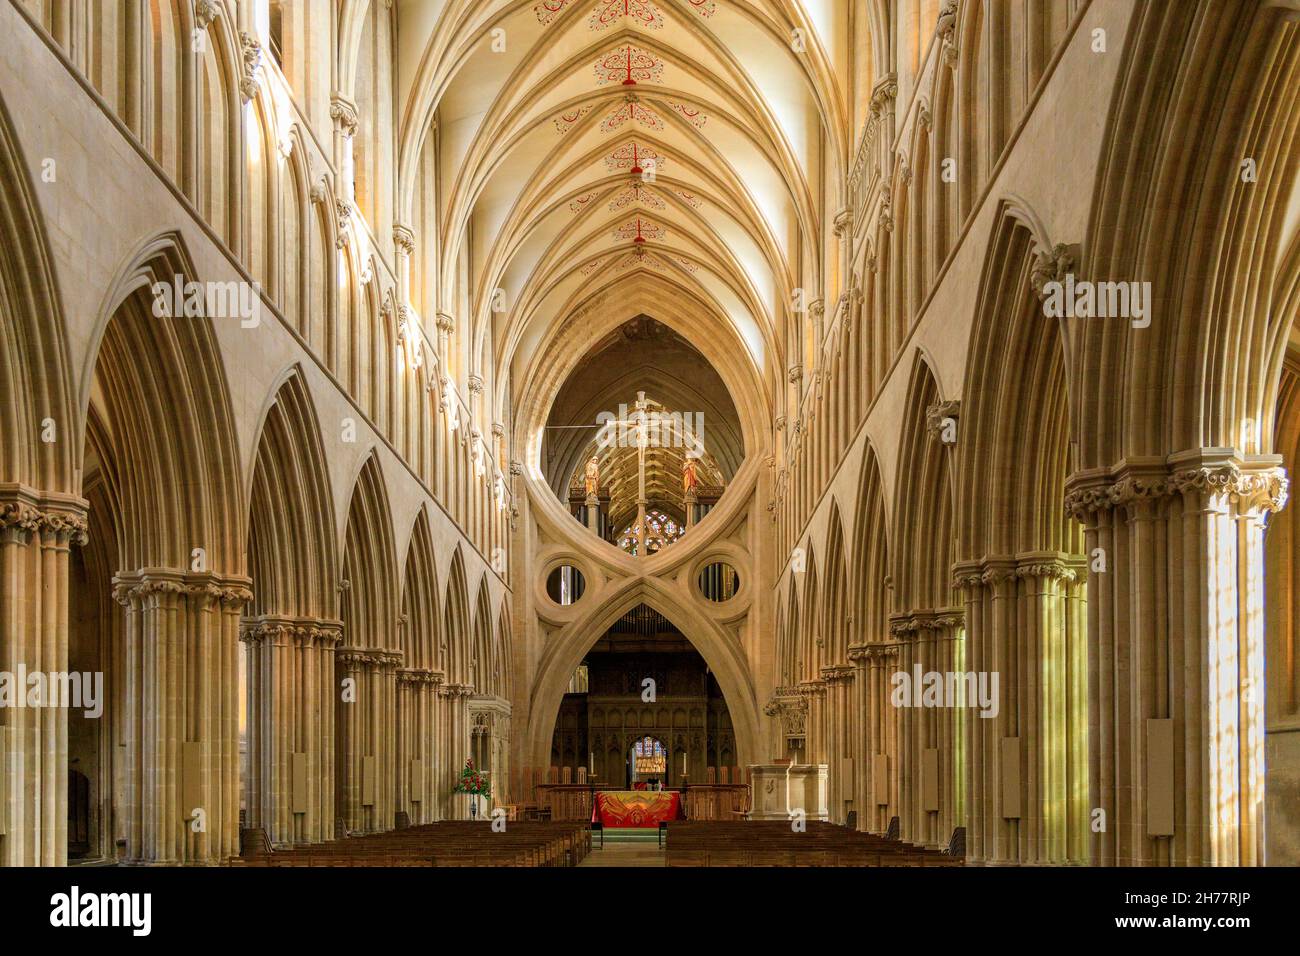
[[543, 602, 744, 789]]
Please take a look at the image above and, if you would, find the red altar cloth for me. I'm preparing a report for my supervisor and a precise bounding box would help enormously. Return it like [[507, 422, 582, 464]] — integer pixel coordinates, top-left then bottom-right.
[[593, 790, 682, 828]]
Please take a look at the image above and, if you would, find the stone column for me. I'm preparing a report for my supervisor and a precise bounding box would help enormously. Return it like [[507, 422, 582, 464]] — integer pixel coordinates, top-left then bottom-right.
[[867, 643, 901, 833], [797, 679, 825, 771], [819, 666, 853, 823], [396, 667, 443, 825], [957, 556, 1088, 866], [891, 610, 964, 849], [439, 683, 473, 819], [242, 617, 341, 846], [329, 94, 358, 204], [1066, 453, 1286, 866], [112, 569, 250, 864], [0, 491, 87, 867], [336, 646, 401, 834]]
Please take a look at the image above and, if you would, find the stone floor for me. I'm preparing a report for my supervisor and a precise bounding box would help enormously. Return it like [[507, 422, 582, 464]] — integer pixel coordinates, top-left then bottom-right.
[[578, 833, 666, 867]]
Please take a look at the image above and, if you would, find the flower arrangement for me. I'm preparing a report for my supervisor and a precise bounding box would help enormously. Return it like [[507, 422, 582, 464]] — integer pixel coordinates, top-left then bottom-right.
[[453, 757, 491, 798]]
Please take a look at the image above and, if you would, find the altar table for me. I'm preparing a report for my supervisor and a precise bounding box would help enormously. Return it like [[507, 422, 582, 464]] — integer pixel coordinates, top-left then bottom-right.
[[593, 790, 683, 828]]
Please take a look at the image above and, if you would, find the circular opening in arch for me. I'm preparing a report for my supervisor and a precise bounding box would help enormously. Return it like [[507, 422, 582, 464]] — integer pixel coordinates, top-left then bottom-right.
[[545, 565, 586, 606], [697, 562, 740, 602]]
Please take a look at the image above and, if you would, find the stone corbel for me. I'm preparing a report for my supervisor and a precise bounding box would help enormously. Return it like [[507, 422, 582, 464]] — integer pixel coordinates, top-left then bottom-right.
[[925, 399, 961, 441], [330, 95, 360, 138], [878, 184, 894, 232], [1030, 243, 1077, 300], [239, 32, 263, 103], [937, 0, 960, 65], [194, 0, 220, 30], [869, 73, 898, 117], [393, 224, 416, 256], [832, 206, 854, 238]]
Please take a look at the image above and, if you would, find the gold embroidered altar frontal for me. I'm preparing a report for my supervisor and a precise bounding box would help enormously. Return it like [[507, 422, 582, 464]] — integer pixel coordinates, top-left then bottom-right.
[[593, 791, 682, 827]]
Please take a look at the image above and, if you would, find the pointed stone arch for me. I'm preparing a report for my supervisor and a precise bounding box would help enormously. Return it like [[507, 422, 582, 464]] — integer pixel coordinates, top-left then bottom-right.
[[471, 574, 498, 697], [1069, 1, 1300, 866], [443, 544, 472, 683], [0, 92, 76, 494], [846, 440, 895, 831], [524, 579, 760, 777], [953, 203, 1087, 865], [396, 505, 443, 825], [400, 507, 441, 671], [242, 367, 341, 846], [890, 350, 963, 850], [337, 452, 401, 834], [86, 233, 246, 574]]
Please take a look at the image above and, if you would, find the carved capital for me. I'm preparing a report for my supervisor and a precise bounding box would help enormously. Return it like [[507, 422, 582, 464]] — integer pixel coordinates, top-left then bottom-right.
[[832, 207, 854, 238], [330, 96, 359, 138], [392, 224, 416, 256]]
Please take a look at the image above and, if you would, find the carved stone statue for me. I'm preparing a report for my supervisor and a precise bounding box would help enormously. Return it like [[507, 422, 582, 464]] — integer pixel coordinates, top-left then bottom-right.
[[584, 456, 600, 496], [682, 458, 699, 495]]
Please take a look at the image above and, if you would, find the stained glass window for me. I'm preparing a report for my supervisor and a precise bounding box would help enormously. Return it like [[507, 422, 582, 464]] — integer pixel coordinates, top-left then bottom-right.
[[617, 509, 685, 555], [633, 736, 666, 774]]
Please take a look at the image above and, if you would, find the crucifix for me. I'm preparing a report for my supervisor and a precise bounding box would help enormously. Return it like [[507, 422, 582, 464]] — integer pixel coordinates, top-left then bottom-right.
[[633, 390, 650, 555]]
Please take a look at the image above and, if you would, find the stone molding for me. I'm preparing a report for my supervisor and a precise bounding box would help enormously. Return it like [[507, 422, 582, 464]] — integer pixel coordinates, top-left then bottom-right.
[[336, 646, 404, 668], [240, 616, 344, 647], [888, 608, 964, 637], [111, 569, 254, 609], [0, 485, 89, 545], [951, 554, 1086, 589], [396, 667, 445, 685], [1064, 455, 1289, 520]]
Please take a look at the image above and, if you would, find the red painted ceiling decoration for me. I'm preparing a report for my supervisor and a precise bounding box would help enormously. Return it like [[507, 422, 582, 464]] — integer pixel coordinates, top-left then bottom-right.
[[684, 0, 717, 17], [670, 102, 708, 128], [533, 0, 571, 26], [616, 246, 665, 271], [671, 187, 702, 209], [614, 216, 665, 242], [601, 94, 665, 133], [568, 191, 601, 213], [605, 141, 664, 176], [609, 181, 667, 211], [553, 104, 595, 133], [535, 0, 715, 27], [595, 44, 664, 86], [590, 0, 665, 31]]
